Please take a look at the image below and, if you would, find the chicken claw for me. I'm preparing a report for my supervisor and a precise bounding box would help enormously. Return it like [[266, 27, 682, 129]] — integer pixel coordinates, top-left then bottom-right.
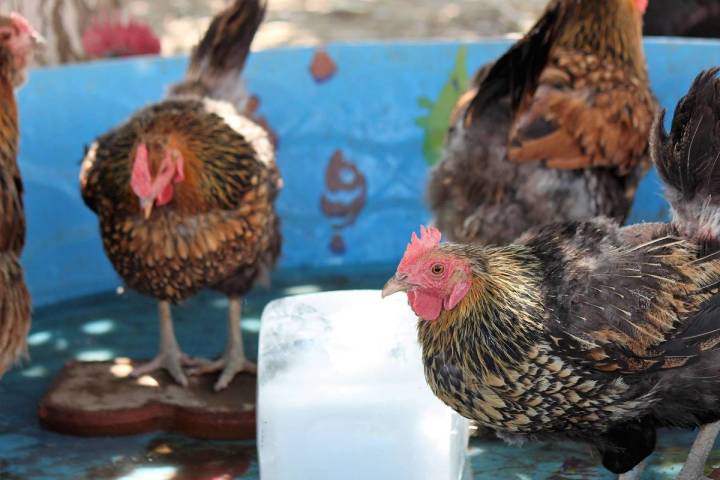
[[131, 300, 204, 387], [188, 350, 257, 391], [188, 296, 255, 391], [131, 350, 203, 387]]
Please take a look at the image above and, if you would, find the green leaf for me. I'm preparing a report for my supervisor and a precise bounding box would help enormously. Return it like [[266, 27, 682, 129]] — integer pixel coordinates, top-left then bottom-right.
[[417, 97, 434, 109], [415, 47, 470, 166]]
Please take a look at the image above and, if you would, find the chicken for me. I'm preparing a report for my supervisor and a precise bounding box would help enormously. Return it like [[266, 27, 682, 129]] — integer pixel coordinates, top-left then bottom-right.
[[0, 0, 144, 65], [428, 0, 657, 245], [384, 69, 720, 479], [0, 14, 42, 376], [80, 0, 280, 391], [82, 13, 161, 60], [644, 0, 720, 38]]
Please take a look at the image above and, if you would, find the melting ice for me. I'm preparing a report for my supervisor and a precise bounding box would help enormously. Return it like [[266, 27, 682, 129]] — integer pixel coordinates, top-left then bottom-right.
[[257, 290, 469, 480]]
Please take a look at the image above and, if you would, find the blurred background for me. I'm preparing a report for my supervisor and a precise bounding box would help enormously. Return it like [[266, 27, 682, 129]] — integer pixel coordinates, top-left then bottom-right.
[[128, 0, 548, 52], [1, 0, 718, 66], [0, 0, 548, 64]]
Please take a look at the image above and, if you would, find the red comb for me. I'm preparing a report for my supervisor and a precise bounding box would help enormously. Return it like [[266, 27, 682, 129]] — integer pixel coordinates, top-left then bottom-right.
[[634, 0, 648, 13], [10, 12, 35, 35], [399, 225, 441, 270], [130, 144, 152, 198], [83, 14, 161, 59]]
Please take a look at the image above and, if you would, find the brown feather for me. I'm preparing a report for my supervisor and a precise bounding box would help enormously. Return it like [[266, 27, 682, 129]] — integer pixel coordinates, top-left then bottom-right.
[[0, 30, 31, 375], [429, 0, 657, 245], [80, 1, 281, 304]]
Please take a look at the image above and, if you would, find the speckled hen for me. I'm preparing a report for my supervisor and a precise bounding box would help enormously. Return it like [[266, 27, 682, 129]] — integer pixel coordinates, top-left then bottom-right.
[[385, 69, 720, 478], [80, 0, 281, 391], [0, 14, 42, 376], [428, 0, 657, 245]]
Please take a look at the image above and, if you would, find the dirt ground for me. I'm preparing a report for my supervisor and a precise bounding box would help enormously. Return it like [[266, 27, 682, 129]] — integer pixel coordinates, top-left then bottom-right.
[[125, 0, 547, 54]]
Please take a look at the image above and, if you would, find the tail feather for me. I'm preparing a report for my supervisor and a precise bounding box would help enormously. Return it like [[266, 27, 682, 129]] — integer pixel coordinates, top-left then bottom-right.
[[652, 67, 720, 246], [464, 0, 565, 123], [170, 0, 266, 105]]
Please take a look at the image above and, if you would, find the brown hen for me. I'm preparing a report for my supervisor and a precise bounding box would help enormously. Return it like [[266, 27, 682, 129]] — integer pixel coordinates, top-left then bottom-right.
[[429, 0, 657, 245], [0, 14, 41, 376], [80, 0, 280, 391], [386, 70, 720, 478]]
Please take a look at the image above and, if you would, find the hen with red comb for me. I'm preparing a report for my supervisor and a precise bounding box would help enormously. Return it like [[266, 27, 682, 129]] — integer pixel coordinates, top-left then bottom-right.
[[383, 67, 720, 480], [80, 0, 280, 391]]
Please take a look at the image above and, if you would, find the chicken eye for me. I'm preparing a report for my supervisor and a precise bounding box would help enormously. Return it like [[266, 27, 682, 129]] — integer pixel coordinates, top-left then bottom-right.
[[431, 263, 445, 276], [0, 31, 12, 42]]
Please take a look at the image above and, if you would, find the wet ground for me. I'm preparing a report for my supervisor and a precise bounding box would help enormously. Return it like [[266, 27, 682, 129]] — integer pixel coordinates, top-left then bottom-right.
[[1, 272, 718, 479]]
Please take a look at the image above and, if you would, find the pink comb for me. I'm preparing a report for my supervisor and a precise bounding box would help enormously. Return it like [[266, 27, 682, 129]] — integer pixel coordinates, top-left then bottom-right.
[[399, 225, 442, 270], [9, 12, 35, 35], [635, 0, 648, 13], [130, 144, 152, 198]]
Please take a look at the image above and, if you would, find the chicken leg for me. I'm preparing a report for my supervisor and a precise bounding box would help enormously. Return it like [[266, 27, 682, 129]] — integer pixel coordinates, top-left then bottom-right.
[[131, 300, 199, 387], [189, 296, 256, 391], [677, 421, 720, 480]]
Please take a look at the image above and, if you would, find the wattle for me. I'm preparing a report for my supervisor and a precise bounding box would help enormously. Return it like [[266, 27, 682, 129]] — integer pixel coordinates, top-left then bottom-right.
[[407, 290, 443, 321], [156, 183, 174, 206]]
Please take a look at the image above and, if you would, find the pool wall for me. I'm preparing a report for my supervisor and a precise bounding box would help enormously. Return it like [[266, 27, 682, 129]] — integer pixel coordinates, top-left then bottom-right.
[[17, 39, 720, 306]]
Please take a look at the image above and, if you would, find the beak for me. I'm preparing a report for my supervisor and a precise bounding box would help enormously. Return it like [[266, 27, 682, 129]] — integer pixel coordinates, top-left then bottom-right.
[[31, 32, 45, 49], [140, 198, 153, 219], [10, 13, 45, 49], [381, 273, 412, 298]]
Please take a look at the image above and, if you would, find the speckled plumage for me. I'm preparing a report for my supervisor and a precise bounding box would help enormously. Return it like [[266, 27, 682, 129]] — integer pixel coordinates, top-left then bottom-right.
[[80, 0, 280, 305], [412, 70, 720, 474], [421, 221, 720, 468], [80, 98, 280, 302], [79, 0, 278, 388], [428, 0, 657, 245], [420, 220, 720, 428]]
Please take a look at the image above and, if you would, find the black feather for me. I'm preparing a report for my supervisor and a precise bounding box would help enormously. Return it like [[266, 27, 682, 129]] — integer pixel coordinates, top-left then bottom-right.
[[464, 0, 566, 122], [654, 67, 720, 202], [659, 294, 720, 355], [191, 0, 266, 78], [170, 0, 266, 101], [597, 417, 656, 474]]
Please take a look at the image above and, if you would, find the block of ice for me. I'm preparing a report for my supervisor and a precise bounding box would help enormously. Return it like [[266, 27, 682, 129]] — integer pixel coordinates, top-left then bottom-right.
[[257, 290, 470, 480]]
